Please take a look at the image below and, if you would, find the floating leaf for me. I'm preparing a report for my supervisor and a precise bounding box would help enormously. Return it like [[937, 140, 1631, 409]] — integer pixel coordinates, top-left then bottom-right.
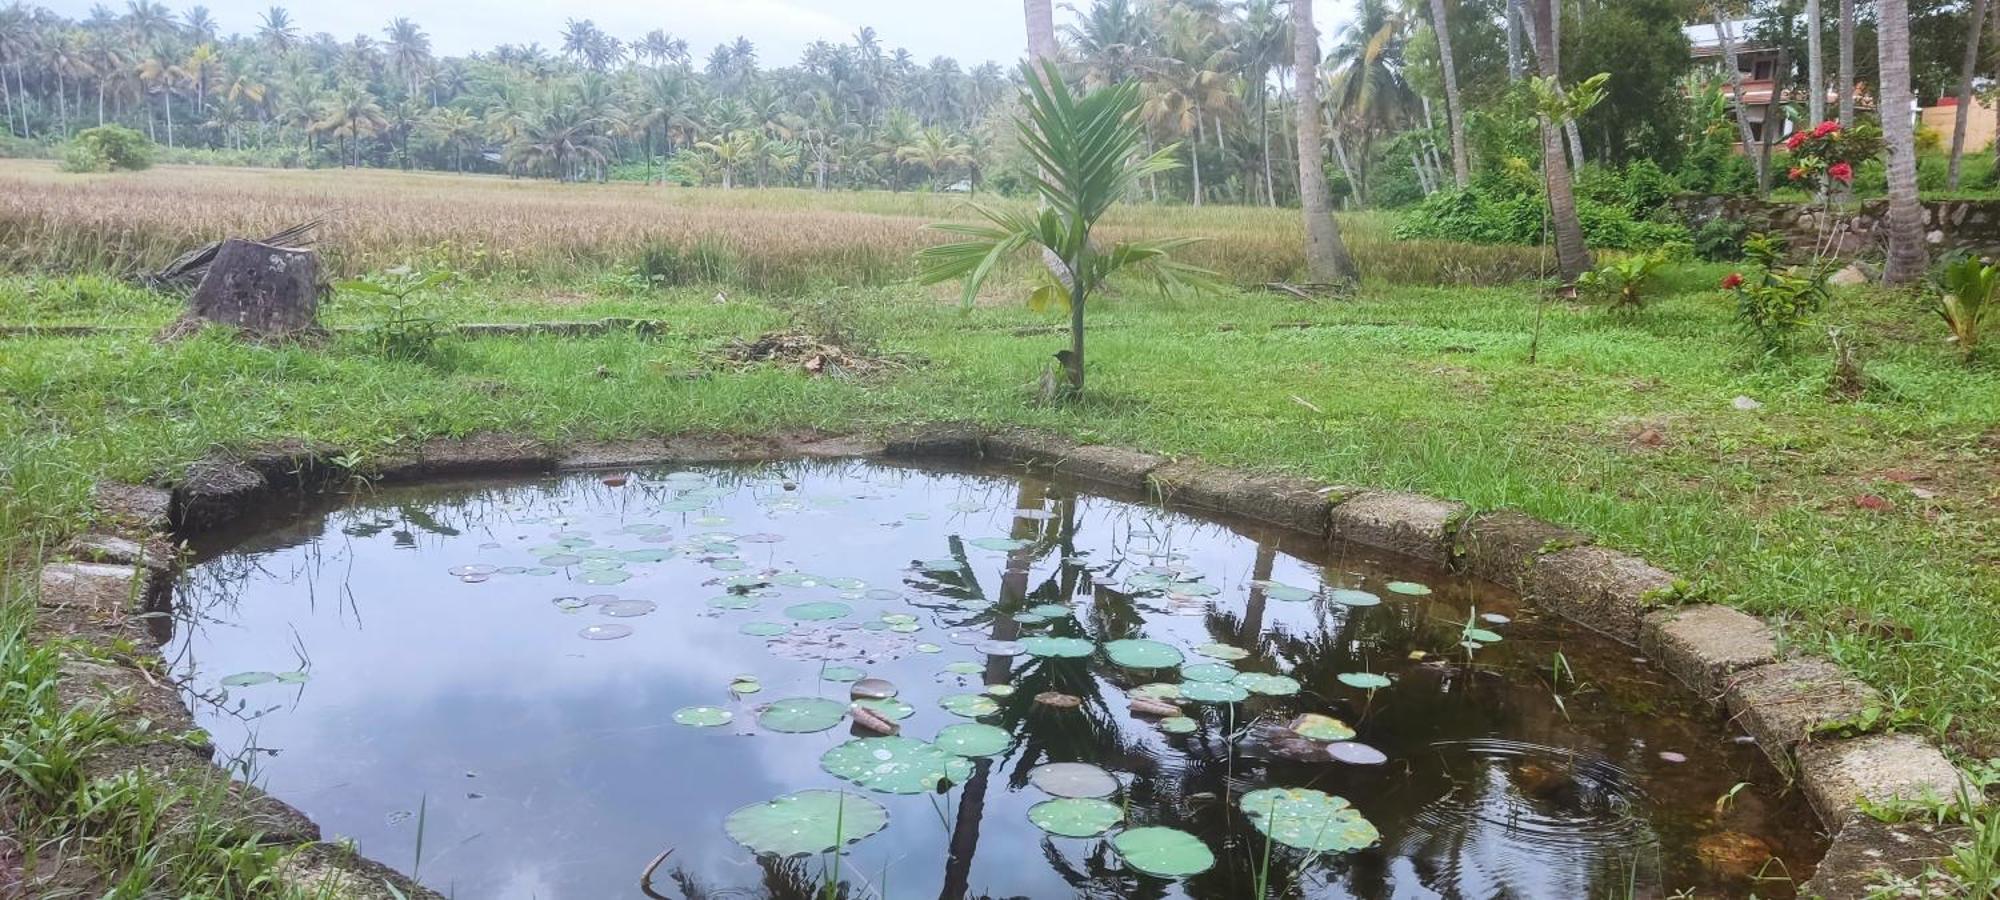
[[1131, 683, 1182, 701], [580, 569, 631, 586], [1179, 681, 1250, 703], [578, 624, 632, 641], [599, 599, 657, 618], [850, 677, 897, 700], [939, 693, 999, 717], [1179, 663, 1238, 684], [1105, 639, 1184, 669], [1232, 672, 1301, 696], [1112, 827, 1215, 878], [1385, 581, 1432, 596], [1030, 603, 1070, 617], [1027, 798, 1122, 837], [619, 549, 672, 563], [943, 661, 983, 676], [551, 596, 590, 611], [820, 737, 972, 794], [975, 640, 1025, 657], [918, 558, 964, 573], [821, 665, 866, 682], [852, 698, 915, 721], [739, 621, 789, 636], [934, 723, 1011, 757], [784, 601, 852, 621], [709, 595, 759, 610], [1011, 611, 1050, 625], [1328, 589, 1382, 608], [274, 671, 310, 684], [538, 553, 583, 567], [1326, 742, 1389, 765], [970, 537, 1031, 552], [1192, 643, 1248, 661], [1239, 787, 1380, 853], [1158, 716, 1198, 734], [1167, 581, 1219, 597], [673, 706, 732, 727], [1337, 672, 1392, 690], [723, 790, 888, 858], [730, 680, 762, 695], [220, 671, 277, 688], [1481, 613, 1511, 625], [984, 684, 1016, 697], [915, 643, 943, 653], [1289, 713, 1356, 742], [1028, 762, 1120, 798], [758, 698, 848, 733], [1035, 691, 1082, 709], [1020, 636, 1094, 658], [1253, 580, 1317, 602]]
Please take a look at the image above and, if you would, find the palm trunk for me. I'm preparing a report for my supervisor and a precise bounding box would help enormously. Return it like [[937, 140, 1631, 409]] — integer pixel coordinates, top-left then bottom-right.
[[1259, 81, 1275, 205], [1533, 0, 1591, 282], [1551, 0, 1584, 165], [1838, 0, 1856, 124], [163, 90, 175, 148], [1429, 0, 1471, 187], [1714, 12, 1764, 189], [1066, 252, 1086, 391], [55, 72, 66, 137], [1757, 48, 1790, 194], [1191, 106, 1204, 207], [1506, 0, 1526, 81], [1807, 0, 1825, 125], [1877, 0, 1928, 284], [1946, 0, 1989, 190], [96, 81, 104, 125], [1292, 0, 1358, 282], [1023, 0, 1057, 63], [1, 74, 14, 137]]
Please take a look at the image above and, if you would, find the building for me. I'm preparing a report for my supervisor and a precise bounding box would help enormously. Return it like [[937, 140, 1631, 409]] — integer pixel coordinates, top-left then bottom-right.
[[1920, 96, 1997, 153], [1682, 18, 1875, 150]]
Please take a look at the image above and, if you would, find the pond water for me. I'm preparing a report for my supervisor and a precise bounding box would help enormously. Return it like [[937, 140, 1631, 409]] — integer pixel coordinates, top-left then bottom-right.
[[170, 460, 1822, 899]]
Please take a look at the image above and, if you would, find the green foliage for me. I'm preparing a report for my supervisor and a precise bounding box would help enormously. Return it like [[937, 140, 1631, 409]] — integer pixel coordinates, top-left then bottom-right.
[[335, 266, 456, 363], [1576, 251, 1670, 315], [1932, 254, 1997, 362], [58, 126, 154, 173], [1691, 218, 1750, 262], [1723, 235, 1829, 355], [1395, 170, 1691, 252], [1563, 0, 1693, 166]]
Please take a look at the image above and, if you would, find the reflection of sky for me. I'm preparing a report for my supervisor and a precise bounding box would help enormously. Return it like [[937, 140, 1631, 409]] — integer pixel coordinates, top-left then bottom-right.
[[170, 461, 1807, 899]]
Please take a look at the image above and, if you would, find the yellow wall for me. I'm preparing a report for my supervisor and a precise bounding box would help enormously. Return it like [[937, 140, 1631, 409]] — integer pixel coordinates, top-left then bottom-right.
[[1921, 97, 1998, 153]]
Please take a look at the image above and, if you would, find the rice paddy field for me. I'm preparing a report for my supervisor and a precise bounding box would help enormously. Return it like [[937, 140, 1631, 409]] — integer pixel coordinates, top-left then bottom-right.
[[1, 159, 1996, 896]]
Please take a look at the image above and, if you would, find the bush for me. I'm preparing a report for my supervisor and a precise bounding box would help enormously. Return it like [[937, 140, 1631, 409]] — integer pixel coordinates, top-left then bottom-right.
[[1395, 180, 1691, 252], [1692, 218, 1749, 261], [58, 126, 153, 173]]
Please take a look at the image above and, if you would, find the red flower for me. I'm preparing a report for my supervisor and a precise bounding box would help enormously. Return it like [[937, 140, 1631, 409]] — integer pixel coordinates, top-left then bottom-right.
[[1721, 272, 1745, 289], [1829, 161, 1853, 183], [1813, 120, 1840, 137], [1786, 132, 1807, 150], [1788, 166, 1806, 181]]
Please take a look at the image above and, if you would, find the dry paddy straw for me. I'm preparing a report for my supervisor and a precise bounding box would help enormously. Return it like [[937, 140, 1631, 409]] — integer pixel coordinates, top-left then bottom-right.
[[0, 160, 1544, 290]]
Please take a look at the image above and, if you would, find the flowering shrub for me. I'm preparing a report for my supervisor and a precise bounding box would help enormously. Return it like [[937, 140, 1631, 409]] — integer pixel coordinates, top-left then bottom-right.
[[1721, 234, 1831, 354], [1782, 120, 1881, 192]]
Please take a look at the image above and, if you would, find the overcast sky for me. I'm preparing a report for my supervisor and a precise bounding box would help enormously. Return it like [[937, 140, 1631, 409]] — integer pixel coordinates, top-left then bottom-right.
[[36, 0, 1357, 70]]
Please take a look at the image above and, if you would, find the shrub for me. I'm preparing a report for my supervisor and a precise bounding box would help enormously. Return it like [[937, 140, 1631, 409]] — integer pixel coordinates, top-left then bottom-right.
[[58, 126, 152, 173], [1395, 182, 1691, 252], [1577, 250, 1670, 315], [1692, 218, 1749, 261], [1932, 254, 1996, 362], [1723, 234, 1829, 354]]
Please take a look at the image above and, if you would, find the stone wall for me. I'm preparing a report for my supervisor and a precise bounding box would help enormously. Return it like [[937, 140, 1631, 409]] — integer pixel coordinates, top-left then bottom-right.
[[1673, 195, 2000, 259]]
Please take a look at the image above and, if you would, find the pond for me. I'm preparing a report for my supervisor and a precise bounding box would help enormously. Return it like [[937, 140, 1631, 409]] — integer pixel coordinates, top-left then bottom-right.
[[169, 459, 1822, 899]]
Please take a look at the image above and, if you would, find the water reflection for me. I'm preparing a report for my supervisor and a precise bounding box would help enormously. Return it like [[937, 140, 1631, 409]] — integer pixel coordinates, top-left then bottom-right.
[[171, 460, 1819, 899]]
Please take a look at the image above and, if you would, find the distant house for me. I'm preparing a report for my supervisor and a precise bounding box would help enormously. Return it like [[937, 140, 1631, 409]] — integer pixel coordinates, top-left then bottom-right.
[[1921, 95, 1997, 152], [1682, 18, 1877, 149]]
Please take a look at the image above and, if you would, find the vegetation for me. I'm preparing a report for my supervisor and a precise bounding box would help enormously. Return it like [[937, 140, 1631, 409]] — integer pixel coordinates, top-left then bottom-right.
[[55, 123, 150, 172], [1933, 254, 1997, 362]]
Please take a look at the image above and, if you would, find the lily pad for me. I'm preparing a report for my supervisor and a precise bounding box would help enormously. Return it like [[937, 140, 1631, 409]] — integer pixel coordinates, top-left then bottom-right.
[[1192, 643, 1249, 661], [723, 790, 888, 858], [619, 549, 672, 563], [970, 537, 1031, 552], [580, 569, 631, 586], [1028, 762, 1120, 798], [915, 643, 943, 653], [538, 553, 583, 567], [1232, 672, 1302, 696], [1253, 580, 1318, 602], [1328, 742, 1388, 765], [934, 723, 1011, 757], [1167, 581, 1220, 597], [1020, 636, 1094, 658], [1130, 682, 1182, 701], [943, 661, 984, 676], [673, 705, 733, 727], [730, 680, 762, 695], [1290, 713, 1356, 742], [939, 693, 999, 717], [975, 640, 1025, 657], [820, 737, 973, 794], [1027, 798, 1123, 837], [1385, 580, 1432, 596], [1112, 827, 1215, 878], [578, 624, 632, 640], [599, 599, 657, 617], [784, 601, 852, 621], [1179, 681, 1250, 703], [1030, 603, 1071, 617], [1337, 672, 1392, 690], [852, 697, 915, 721], [850, 677, 897, 700], [1179, 663, 1238, 683], [1105, 639, 1184, 669], [739, 621, 789, 636], [709, 594, 759, 610], [821, 665, 866, 682], [1328, 589, 1382, 608], [1158, 715, 1198, 734], [220, 671, 277, 688], [758, 697, 848, 733], [1239, 787, 1380, 853]]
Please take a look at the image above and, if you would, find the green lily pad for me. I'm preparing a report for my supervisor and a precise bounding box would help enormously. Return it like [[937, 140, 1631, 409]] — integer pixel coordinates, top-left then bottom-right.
[[820, 737, 973, 794], [1385, 581, 1433, 596], [709, 559, 747, 572], [1179, 663, 1238, 683], [1329, 589, 1382, 607], [1011, 611, 1050, 625], [1253, 580, 1318, 602], [773, 572, 824, 588], [852, 697, 915, 721], [1159, 716, 1198, 734], [1020, 636, 1094, 658], [730, 680, 762, 695], [538, 553, 583, 567], [1167, 581, 1220, 597], [619, 549, 672, 563], [1232, 672, 1302, 696], [784, 601, 852, 621], [274, 671, 310, 684], [1179, 681, 1251, 703], [723, 790, 888, 858], [220, 671, 277, 688], [1338, 672, 1392, 690], [673, 705, 732, 727], [709, 594, 758, 610], [934, 723, 1011, 757], [915, 643, 943, 653], [1290, 713, 1356, 742], [1131, 682, 1182, 701], [1192, 643, 1249, 661], [939, 693, 999, 717], [1028, 762, 1120, 798], [1027, 798, 1123, 837], [970, 537, 1030, 552], [1030, 603, 1071, 617], [1113, 827, 1215, 878], [821, 665, 866, 682], [740, 621, 789, 636], [1239, 787, 1380, 853], [1105, 639, 1184, 669], [919, 558, 964, 573], [943, 661, 983, 675], [758, 697, 848, 733], [580, 569, 631, 586]]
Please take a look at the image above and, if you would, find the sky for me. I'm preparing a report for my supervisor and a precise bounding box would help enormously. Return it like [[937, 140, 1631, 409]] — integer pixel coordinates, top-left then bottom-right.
[[37, 0, 1357, 71]]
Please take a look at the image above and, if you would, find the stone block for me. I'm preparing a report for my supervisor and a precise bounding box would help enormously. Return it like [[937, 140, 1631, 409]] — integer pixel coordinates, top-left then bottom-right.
[[65, 533, 173, 573], [981, 430, 1075, 468], [373, 434, 557, 481], [1524, 545, 1677, 644], [1640, 605, 1780, 702], [272, 843, 444, 899], [173, 456, 268, 532], [1800, 814, 1963, 900], [1725, 658, 1885, 761], [92, 482, 173, 533], [1798, 733, 1977, 824], [1328, 491, 1467, 565], [80, 743, 319, 845], [882, 424, 987, 459], [54, 659, 206, 753], [1147, 462, 1341, 537], [1454, 509, 1592, 592], [1050, 445, 1168, 492], [39, 562, 147, 615]]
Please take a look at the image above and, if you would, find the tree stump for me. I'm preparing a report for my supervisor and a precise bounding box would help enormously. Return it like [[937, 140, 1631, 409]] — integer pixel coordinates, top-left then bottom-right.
[[159, 238, 324, 341]]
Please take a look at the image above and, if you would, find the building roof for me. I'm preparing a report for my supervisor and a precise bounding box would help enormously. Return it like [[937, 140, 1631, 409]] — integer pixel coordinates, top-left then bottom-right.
[[1683, 18, 1764, 54]]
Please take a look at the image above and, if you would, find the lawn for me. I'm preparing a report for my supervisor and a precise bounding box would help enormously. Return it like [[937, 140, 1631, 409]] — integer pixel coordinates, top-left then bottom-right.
[[0, 165, 1996, 892]]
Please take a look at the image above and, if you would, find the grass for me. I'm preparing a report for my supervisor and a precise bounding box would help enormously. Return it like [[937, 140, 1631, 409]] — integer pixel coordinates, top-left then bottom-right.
[[0, 160, 1546, 291]]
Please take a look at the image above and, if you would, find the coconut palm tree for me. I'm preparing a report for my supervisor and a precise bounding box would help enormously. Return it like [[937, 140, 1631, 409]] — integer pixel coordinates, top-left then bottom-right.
[[181, 42, 220, 115], [1024, 0, 1058, 65], [314, 80, 386, 167], [1876, 0, 1928, 285], [0, 5, 34, 137], [1946, 0, 1989, 189], [1293, 0, 1357, 282], [1325, 0, 1416, 205], [383, 17, 431, 100], [427, 106, 480, 172], [1837, 0, 1855, 124], [897, 126, 972, 189], [1427, 0, 1470, 187], [696, 130, 755, 188], [257, 5, 297, 54], [919, 61, 1201, 397], [1806, 0, 1824, 125], [1530, 0, 1591, 282], [137, 47, 185, 146]]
